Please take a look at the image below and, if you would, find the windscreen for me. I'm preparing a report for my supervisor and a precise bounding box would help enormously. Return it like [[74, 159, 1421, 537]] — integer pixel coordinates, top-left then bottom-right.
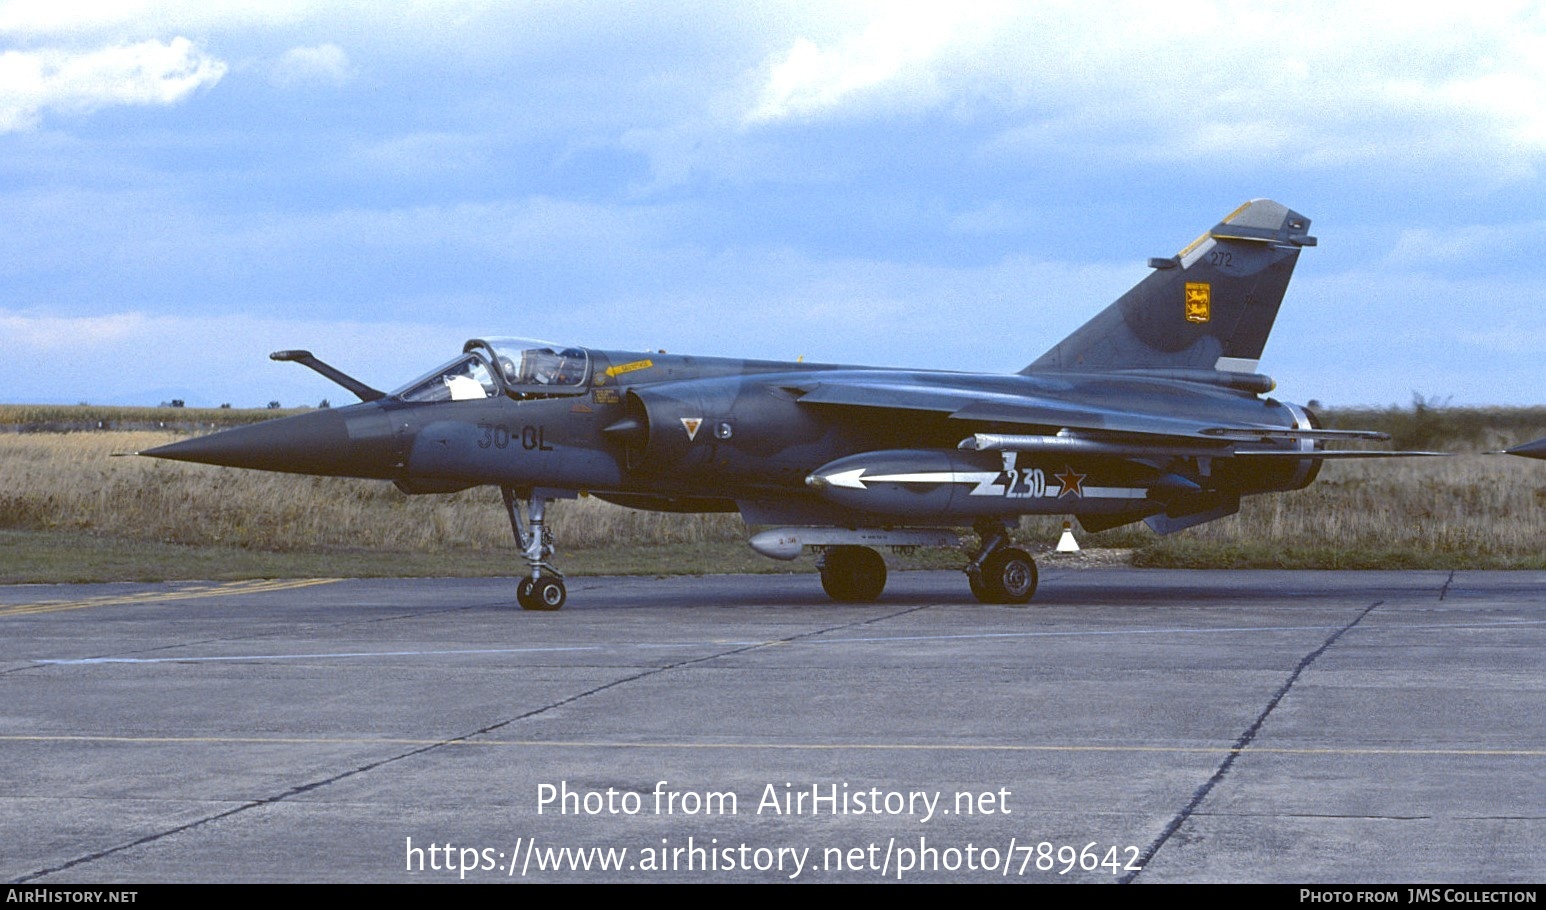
[[394, 354, 500, 403]]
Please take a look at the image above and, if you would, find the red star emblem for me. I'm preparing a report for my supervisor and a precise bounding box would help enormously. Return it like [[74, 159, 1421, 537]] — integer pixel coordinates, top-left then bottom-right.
[[1054, 467, 1087, 498]]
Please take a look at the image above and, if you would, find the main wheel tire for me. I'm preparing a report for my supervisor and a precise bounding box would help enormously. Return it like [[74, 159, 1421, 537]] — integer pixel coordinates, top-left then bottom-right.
[[977, 548, 1037, 605], [517, 576, 566, 610], [820, 546, 887, 602]]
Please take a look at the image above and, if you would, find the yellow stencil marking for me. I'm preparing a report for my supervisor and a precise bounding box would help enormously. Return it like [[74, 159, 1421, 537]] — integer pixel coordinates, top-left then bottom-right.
[[603, 359, 653, 378]]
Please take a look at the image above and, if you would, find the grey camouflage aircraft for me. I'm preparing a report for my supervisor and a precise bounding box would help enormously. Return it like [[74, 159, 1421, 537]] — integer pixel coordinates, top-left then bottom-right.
[[142, 199, 1425, 609]]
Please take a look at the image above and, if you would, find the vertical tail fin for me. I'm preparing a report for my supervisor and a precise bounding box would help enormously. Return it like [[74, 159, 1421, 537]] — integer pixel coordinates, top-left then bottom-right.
[[1026, 199, 1315, 375]]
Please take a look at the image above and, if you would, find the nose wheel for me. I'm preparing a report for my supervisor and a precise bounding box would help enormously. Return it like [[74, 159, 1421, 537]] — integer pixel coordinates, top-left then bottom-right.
[[503, 486, 568, 611], [517, 575, 566, 611]]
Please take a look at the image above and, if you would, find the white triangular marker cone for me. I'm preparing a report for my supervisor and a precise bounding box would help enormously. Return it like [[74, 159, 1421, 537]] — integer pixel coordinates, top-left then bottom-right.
[[1056, 520, 1080, 553]]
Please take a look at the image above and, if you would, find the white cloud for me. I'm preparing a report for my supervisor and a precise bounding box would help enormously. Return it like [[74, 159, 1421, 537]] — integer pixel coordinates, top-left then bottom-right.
[[745, 3, 1006, 124], [352, 131, 485, 177], [0, 310, 148, 349], [947, 201, 1032, 237], [270, 42, 350, 88], [0, 0, 308, 38], [742, 2, 1546, 170], [1385, 221, 1546, 270], [0, 36, 225, 132]]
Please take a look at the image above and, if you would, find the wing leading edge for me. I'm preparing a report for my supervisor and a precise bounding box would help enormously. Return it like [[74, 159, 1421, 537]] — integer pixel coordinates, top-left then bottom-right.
[[790, 375, 1372, 446]]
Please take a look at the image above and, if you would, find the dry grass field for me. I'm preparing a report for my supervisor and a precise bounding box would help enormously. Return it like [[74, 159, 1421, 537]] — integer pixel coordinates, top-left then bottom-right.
[[4, 403, 1546, 581], [0, 403, 307, 430], [1135, 455, 1546, 568], [0, 431, 744, 552]]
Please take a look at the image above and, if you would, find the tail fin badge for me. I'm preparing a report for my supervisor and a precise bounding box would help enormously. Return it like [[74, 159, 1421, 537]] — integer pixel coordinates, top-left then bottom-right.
[[1184, 282, 1211, 324]]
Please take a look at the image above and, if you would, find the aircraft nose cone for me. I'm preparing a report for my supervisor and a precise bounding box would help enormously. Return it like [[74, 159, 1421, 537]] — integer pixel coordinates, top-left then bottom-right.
[[139, 406, 407, 479], [1505, 437, 1546, 459]]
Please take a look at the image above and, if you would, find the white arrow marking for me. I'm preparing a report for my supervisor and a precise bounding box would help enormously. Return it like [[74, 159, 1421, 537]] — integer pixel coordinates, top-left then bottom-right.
[[823, 468, 870, 489], [815, 467, 1151, 500], [866, 471, 998, 485], [819, 469, 999, 490]]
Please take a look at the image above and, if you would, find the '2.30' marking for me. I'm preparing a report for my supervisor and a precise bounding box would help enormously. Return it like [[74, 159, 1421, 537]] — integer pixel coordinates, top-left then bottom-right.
[[477, 423, 553, 451], [997, 467, 1046, 498]]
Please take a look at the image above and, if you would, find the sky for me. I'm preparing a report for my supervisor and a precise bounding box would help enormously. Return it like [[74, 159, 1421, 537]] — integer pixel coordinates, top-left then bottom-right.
[[3, 1, 1545, 408]]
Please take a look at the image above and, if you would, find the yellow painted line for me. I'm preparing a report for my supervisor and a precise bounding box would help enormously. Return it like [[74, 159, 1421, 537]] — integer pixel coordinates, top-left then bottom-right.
[[0, 578, 341, 617], [1218, 200, 1254, 224], [0, 734, 1540, 758], [1177, 230, 1211, 258]]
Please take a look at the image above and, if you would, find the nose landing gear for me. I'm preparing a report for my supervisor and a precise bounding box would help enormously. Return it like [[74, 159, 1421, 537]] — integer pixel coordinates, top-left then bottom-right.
[[502, 486, 567, 610]]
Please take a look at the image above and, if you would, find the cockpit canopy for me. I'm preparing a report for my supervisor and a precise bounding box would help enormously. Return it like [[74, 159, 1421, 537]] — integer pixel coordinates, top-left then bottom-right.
[[479, 338, 591, 392], [392, 338, 592, 403]]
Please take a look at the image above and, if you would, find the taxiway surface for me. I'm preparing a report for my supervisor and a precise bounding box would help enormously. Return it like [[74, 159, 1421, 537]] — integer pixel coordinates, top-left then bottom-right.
[[2, 568, 1542, 883]]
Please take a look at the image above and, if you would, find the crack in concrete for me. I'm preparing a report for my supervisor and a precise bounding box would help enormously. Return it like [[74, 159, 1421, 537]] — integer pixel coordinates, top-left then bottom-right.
[[1122, 599, 1384, 884], [12, 602, 932, 883]]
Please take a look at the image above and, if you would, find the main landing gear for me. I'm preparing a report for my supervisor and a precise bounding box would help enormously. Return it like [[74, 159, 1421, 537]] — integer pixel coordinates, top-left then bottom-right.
[[810, 521, 1038, 605], [965, 519, 1037, 605], [502, 486, 566, 610], [818, 545, 888, 602]]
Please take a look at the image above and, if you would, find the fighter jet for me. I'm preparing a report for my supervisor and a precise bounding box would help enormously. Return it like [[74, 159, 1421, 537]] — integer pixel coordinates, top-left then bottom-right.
[[142, 199, 1423, 609]]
